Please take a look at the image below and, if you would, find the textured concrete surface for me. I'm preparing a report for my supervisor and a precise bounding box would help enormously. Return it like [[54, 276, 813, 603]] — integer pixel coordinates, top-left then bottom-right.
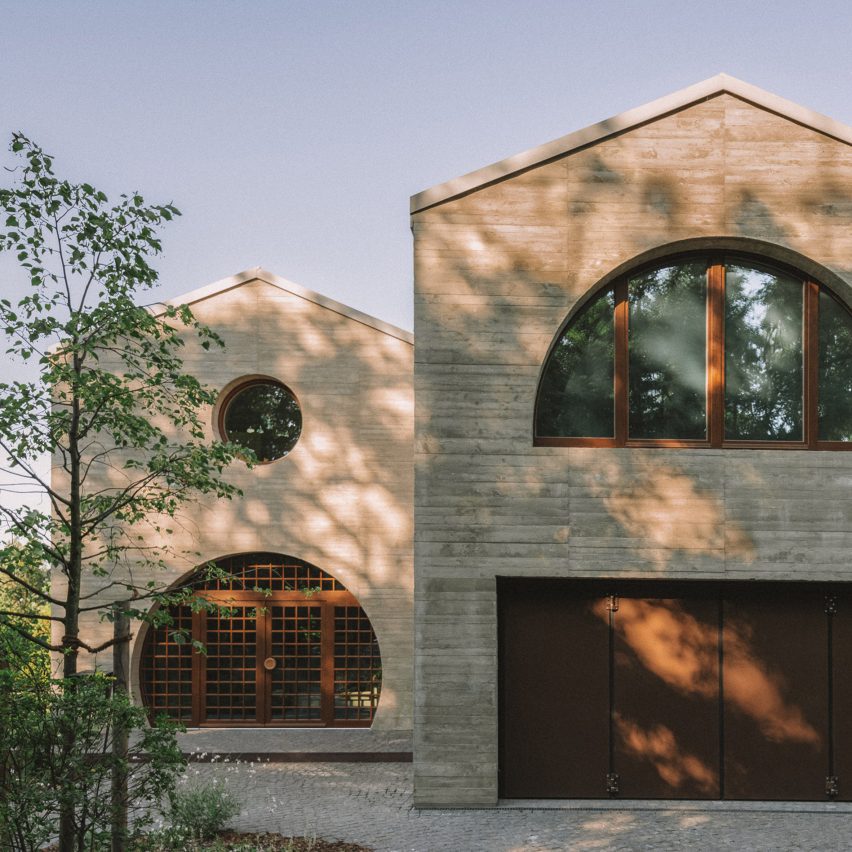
[[186, 760, 852, 851]]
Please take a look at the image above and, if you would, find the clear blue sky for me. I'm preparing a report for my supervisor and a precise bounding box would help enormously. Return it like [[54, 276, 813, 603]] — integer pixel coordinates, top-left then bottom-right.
[[3, 0, 852, 334]]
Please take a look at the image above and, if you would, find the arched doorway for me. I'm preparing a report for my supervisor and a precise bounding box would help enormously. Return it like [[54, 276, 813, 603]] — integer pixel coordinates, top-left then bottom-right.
[[139, 553, 381, 727]]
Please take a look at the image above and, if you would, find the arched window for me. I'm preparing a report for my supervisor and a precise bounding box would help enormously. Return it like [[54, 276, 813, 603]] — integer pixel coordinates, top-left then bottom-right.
[[535, 255, 852, 449], [140, 554, 381, 727]]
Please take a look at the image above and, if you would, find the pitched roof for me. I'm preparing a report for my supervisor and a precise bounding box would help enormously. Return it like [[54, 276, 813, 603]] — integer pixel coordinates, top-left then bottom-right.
[[410, 73, 852, 214], [162, 267, 413, 344]]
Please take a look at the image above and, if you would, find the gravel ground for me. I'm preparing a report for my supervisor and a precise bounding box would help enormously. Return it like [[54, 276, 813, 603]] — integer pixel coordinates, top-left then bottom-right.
[[185, 760, 852, 851]]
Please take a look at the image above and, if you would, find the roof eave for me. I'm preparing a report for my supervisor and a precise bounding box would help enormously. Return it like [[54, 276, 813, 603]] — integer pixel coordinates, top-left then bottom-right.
[[410, 73, 852, 214], [157, 267, 414, 344]]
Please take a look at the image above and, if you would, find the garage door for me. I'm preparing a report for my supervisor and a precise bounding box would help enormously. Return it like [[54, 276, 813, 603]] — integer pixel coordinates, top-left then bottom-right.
[[499, 579, 852, 801]]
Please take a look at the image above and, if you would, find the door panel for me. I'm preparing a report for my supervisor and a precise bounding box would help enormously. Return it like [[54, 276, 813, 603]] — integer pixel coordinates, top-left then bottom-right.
[[499, 580, 609, 798], [722, 586, 828, 800], [613, 590, 720, 799], [499, 579, 835, 801], [268, 604, 324, 722], [204, 606, 258, 722], [831, 589, 852, 801]]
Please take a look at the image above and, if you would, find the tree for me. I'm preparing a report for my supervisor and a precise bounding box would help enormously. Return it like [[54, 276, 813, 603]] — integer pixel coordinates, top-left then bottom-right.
[[0, 133, 243, 850]]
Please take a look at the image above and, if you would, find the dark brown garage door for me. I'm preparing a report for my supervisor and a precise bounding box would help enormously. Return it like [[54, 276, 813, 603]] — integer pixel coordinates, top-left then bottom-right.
[[499, 579, 851, 801]]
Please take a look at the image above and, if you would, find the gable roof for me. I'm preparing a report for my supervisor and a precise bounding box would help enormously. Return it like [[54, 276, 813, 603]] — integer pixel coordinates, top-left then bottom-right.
[[162, 267, 413, 344], [410, 73, 852, 214]]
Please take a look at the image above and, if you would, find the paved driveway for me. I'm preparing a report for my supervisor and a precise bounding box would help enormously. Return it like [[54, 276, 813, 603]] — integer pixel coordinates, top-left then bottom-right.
[[190, 760, 852, 851]]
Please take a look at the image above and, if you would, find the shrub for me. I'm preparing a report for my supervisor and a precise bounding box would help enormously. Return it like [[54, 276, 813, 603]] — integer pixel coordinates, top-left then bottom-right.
[[163, 779, 242, 843], [0, 663, 185, 852]]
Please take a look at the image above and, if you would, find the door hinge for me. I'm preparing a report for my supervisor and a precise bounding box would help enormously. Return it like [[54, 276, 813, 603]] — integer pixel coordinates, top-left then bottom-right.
[[825, 595, 838, 615], [826, 776, 839, 798], [608, 594, 619, 613], [606, 772, 620, 795]]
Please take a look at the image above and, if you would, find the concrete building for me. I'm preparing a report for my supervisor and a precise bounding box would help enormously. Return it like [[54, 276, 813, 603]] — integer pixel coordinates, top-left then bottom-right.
[[76, 268, 415, 756], [411, 73, 852, 805], [71, 74, 852, 800]]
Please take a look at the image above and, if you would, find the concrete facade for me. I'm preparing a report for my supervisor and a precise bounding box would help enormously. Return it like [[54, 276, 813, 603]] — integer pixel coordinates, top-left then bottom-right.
[[411, 83, 852, 804], [73, 269, 415, 745]]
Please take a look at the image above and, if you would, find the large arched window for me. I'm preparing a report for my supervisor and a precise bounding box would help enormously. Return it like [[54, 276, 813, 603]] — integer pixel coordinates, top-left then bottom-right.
[[140, 554, 381, 727], [535, 255, 852, 449]]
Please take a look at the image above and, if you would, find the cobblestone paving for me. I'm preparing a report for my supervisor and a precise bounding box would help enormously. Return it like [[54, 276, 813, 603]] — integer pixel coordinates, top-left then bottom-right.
[[188, 760, 852, 851]]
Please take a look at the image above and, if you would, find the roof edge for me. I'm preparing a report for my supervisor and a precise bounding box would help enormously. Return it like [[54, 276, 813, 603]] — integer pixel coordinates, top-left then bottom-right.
[[410, 73, 852, 214], [158, 267, 414, 344]]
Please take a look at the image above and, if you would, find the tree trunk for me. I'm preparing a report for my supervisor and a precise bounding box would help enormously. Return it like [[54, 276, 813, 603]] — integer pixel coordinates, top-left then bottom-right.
[[111, 605, 130, 852], [59, 373, 83, 852]]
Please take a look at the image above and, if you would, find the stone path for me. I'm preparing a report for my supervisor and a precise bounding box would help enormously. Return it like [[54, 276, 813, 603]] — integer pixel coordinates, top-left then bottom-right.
[[188, 760, 852, 851]]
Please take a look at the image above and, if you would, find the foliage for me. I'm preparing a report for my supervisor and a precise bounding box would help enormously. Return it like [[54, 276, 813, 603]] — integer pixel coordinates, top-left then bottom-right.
[[0, 132, 249, 851], [0, 132, 245, 678], [0, 538, 50, 668], [0, 667, 185, 851], [154, 779, 241, 845], [135, 833, 366, 852]]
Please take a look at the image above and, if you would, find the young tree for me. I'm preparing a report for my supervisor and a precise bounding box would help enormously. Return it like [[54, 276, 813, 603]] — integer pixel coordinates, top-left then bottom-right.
[[0, 133, 243, 849]]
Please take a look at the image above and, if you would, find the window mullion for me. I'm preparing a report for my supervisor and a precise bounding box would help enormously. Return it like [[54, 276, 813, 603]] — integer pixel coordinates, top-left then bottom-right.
[[256, 607, 269, 726], [614, 280, 628, 446], [321, 602, 335, 726], [192, 608, 206, 726], [806, 280, 820, 448], [708, 262, 725, 448]]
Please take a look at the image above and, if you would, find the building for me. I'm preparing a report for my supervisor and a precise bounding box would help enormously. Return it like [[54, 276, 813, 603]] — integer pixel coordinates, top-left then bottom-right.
[[411, 73, 852, 804], [75, 74, 852, 801], [78, 268, 415, 757]]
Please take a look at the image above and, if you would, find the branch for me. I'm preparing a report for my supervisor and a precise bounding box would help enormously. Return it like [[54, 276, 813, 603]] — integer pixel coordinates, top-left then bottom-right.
[[53, 211, 74, 313], [0, 608, 64, 622], [0, 434, 71, 508], [0, 563, 64, 606], [68, 633, 134, 654], [77, 249, 102, 313], [0, 617, 63, 652]]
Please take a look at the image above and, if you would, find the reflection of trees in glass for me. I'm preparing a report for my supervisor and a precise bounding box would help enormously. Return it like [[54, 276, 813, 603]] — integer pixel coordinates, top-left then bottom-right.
[[725, 266, 802, 440], [819, 290, 852, 441], [224, 382, 302, 461], [628, 261, 707, 439], [536, 289, 614, 437]]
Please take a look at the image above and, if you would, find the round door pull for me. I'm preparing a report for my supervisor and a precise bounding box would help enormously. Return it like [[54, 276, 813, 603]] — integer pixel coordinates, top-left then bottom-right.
[[263, 657, 277, 671]]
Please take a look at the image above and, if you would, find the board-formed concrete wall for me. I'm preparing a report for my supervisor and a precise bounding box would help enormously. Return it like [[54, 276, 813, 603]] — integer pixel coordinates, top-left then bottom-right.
[[69, 274, 414, 743], [412, 93, 852, 804]]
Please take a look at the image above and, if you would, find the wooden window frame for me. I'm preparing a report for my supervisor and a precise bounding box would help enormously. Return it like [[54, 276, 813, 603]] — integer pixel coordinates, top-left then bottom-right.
[[534, 252, 852, 451], [217, 377, 302, 464], [141, 577, 382, 729]]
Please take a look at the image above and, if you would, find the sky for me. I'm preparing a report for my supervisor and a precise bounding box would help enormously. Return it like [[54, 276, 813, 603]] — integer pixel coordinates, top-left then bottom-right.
[[2, 0, 852, 514], [3, 0, 852, 335]]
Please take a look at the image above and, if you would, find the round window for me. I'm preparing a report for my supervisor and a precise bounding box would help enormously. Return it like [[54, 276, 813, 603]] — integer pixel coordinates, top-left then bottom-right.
[[220, 380, 302, 462]]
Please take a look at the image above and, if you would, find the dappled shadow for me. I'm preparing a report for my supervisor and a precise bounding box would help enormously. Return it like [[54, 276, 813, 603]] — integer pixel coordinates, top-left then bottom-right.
[[614, 715, 718, 794], [594, 595, 819, 758], [74, 276, 414, 730], [579, 458, 754, 569]]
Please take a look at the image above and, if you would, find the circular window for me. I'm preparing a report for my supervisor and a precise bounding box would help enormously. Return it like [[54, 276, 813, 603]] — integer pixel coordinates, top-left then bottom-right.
[[220, 379, 302, 462]]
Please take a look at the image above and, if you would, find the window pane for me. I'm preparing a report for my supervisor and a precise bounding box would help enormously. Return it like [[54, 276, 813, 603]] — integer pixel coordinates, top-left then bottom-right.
[[725, 265, 803, 441], [536, 289, 614, 438], [818, 289, 852, 441], [628, 261, 707, 439], [223, 381, 302, 461]]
